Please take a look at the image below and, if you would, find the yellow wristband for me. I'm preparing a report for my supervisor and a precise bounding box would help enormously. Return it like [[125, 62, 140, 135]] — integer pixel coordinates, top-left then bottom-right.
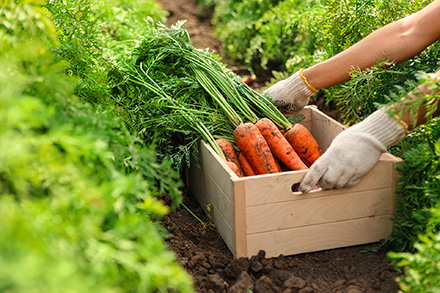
[[392, 114, 409, 134], [299, 69, 319, 93]]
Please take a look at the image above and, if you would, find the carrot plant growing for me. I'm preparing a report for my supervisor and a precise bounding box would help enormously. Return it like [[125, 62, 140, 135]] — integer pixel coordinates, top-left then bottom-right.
[[389, 197, 440, 292], [387, 118, 440, 252], [386, 121, 440, 292], [0, 1, 193, 291]]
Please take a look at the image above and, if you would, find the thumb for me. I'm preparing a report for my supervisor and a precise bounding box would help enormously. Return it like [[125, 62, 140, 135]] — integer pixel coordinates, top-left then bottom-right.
[[299, 157, 329, 193]]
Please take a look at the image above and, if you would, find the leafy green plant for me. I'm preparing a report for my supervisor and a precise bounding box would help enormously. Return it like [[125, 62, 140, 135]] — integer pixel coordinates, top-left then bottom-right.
[[108, 21, 231, 167], [96, 0, 167, 41], [325, 39, 440, 125], [244, 0, 318, 71], [326, 61, 417, 125], [384, 118, 440, 252], [0, 1, 193, 291], [211, 0, 281, 64], [381, 72, 440, 133], [44, 0, 183, 206], [209, 0, 319, 72], [45, 0, 166, 105], [389, 200, 440, 292]]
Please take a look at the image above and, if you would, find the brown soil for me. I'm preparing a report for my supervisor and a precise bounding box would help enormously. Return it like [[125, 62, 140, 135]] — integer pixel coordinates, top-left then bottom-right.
[[157, 0, 401, 292]]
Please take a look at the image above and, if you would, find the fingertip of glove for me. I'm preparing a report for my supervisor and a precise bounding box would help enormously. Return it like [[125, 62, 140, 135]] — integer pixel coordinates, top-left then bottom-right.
[[345, 177, 361, 189], [299, 182, 313, 194]]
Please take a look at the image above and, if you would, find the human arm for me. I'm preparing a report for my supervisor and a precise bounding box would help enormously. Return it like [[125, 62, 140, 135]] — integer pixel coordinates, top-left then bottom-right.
[[304, 0, 440, 90], [265, 0, 440, 111], [396, 70, 440, 130]]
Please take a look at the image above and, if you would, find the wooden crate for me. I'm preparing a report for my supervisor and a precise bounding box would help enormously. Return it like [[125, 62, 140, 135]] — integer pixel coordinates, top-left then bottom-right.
[[188, 106, 402, 258]]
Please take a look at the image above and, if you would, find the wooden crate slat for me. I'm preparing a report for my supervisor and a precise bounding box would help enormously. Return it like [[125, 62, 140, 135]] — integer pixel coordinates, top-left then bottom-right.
[[246, 188, 392, 234], [244, 160, 394, 206], [233, 180, 247, 258], [190, 161, 235, 224], [189, 162, 234, 230], [247, 215, 393, 258], [310, 107, 346, 151], [189, 161, 235, 253], [198, 140, 236, 202]]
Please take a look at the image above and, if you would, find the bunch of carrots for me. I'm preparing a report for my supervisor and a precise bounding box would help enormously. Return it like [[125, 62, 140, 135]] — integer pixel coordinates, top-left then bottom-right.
[[216, 118, 322, 177], [127, 24, 323, 176], [184, 30, 324, 177]]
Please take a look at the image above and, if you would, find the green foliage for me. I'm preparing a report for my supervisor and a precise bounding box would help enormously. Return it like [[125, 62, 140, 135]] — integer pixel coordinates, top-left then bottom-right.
[[211, 0, 281, 65], [327, 42, 440, 124], [385, 118, 440, 252], [97, 0, 167, 41], [0, 0, 59, 50], [0, 1, 193, 292], [45, 0, 167, 104], [310, 0, 430, 60], [46, 0, 107, 104], [209, 0, 321, 72], [44, 0, 183, 206], [107, 21, 230, 168], [327, 61, 417, 124], [389, 202, 440, 292], [245, 0, 318, 71], [382, 72, 440, 130]]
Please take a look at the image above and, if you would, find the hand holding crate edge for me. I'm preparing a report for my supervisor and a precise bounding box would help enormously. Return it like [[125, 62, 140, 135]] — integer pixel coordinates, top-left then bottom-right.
[[216, 106, 406, 194]]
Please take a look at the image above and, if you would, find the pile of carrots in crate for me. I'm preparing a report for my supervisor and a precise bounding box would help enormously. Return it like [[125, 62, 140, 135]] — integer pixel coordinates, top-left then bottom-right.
[[216, 118, 323, 177]]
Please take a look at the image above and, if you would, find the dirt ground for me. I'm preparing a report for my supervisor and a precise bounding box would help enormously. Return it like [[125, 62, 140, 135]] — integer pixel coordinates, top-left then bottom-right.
[[157, 0, 401, 292]]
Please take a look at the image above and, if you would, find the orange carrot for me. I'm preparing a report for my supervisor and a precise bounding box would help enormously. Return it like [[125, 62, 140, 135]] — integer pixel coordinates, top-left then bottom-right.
[[284, 123, 322, 167], [275, 157, 290, 172], [215, 138, 244, 176], [238, 152, 257, 176], [226, 161, 244, 177], [233, 123, 281, 175], [255, 118, 308, 171]]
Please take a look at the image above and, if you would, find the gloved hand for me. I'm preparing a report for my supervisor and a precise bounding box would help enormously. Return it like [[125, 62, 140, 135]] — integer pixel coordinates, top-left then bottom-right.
[[264, 69, 318, 112], [300, 109, 408, 193]]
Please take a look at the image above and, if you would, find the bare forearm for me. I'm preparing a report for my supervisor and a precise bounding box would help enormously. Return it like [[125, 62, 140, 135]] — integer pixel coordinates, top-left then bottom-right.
[[303, 0, 440, 90], [398, 70, 440, 130]]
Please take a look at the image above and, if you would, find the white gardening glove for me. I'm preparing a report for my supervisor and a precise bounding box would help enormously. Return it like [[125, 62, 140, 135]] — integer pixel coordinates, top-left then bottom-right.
[[264, 69, 318, 112], [300, 109, 408, 193]]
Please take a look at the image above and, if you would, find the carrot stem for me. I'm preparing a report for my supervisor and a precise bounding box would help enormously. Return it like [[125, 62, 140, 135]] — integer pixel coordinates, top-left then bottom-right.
[[128, 61, 226, 160], [191, 65, 242, 127]]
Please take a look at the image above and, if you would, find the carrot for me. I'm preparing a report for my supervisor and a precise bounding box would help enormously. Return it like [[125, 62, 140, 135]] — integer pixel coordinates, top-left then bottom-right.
[[275, 157, 290, 172], [238, 152, 257, 176], [215, 138, 243, 175], [225, 161, 244, 177], [233, 123, 281, 175], [284, 123, 322, 167], [255, 118, 308, 171]]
